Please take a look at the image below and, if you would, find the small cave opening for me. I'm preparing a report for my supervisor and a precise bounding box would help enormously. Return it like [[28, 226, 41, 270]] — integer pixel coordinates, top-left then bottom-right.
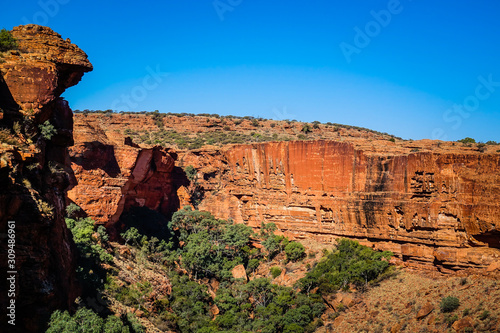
[[473, 230, 500, 249]]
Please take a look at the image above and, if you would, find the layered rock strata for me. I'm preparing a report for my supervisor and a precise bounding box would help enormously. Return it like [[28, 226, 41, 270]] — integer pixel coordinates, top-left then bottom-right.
[[190, 140, 500, 271], [69, 112, 500, 272]]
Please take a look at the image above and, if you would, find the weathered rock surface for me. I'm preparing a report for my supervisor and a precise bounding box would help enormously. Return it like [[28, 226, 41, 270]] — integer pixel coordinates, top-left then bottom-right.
[[69, 113, 500, 271], [231, 264, 248, 281], [416, 302, 434, 319], [68, 116, 181, 237], [2, 25, 92, 117], [189, 140, 500, 271], [0, 25, 92, 332]]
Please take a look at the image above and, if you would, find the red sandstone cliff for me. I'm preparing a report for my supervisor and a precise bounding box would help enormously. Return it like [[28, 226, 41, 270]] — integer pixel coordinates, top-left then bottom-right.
[[68, 115, 181, 237], [0, 25, 92, 332], [194, 141, 500, 271], [69, 114, 500, 273]]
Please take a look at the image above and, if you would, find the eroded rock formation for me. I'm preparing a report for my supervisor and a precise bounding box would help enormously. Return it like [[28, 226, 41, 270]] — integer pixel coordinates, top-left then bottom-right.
[[68, 115, 181, 237], [69, 113, 500, 272], [0, 25, 92, 332], [192, 141, 500, 271]]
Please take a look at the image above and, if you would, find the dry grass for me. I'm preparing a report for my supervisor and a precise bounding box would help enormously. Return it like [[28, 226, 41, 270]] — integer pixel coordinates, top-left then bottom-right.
[[318, 269, 500, 332]]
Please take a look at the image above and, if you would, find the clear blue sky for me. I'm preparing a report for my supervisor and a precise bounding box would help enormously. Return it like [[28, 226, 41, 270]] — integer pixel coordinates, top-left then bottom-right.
[[2, 1, 499, 141]]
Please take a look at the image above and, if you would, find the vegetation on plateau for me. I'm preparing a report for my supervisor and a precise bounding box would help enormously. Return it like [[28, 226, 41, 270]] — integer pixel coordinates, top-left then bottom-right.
[[74, 109, 402, 149]]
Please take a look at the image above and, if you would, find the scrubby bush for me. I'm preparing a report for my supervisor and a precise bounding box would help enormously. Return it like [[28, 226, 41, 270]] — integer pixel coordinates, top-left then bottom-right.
[[440, 296, 460, 313], [39, 120, 57, 140], [458, 137, 476, 144], [66, 217, 112, 292], [270, 266, 282, 279], [479, 310, 490, 320], [297, 239, 393, 294], [444, 314, 458, 327], [46, 308, 144, 333], [0, 28, 18, 52], [65, 203, 81, 218], [169, 206, 255, 279], [184, 165, 197, 182], [285, 241, 306, 262], [301, 124, 311, 134]]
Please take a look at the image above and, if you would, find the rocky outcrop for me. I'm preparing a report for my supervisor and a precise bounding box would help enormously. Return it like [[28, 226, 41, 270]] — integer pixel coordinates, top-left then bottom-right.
[[68, 115, 181, 237], [68, 113, 500, 272], [0, 25, 92, 332], [185, 140, 500, 271]]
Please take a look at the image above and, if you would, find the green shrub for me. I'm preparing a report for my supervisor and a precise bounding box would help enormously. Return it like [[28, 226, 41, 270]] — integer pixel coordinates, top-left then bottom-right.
[[66, 217, 112, 292], [285, 241, 306, 262], [39, 120, 57, 140], [458, 137, 476, 144], [184, 165, 197, 182], [301, 124, 311, 134], [46, 307, 141, 333], [65, 203, 81, 218], [477, 143, 486, 152], [270, 266, 282, 279], [0, 28, 18, 52], [440, 296, 460, 313], [0, 128, 18, 145], [297, 239, 393, 294]]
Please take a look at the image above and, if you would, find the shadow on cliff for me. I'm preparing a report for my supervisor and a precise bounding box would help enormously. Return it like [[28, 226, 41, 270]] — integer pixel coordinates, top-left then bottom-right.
[[473, 230, 500, 249], [0, 72, 22, 127], [172, 164, 205, 209], [71, 141, 121, 177]]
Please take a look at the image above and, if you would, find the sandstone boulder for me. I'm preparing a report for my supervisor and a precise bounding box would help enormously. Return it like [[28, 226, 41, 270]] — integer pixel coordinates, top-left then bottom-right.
[[416, 302, 434, 319], [231, 264, 248, 281]]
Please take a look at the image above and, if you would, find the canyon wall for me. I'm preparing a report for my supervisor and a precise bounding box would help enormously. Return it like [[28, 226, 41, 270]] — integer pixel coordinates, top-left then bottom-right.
[[68, 116, 182, 237], [182, 140, 500, 272], [68, 112, 500, 272], [0, 25, 92, 332]]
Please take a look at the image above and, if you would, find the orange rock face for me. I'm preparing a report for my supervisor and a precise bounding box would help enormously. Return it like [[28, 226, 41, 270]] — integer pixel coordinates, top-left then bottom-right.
[[186, 140, 500, 271], [2, 25, 92, 117], [69, 106, 500, 273], [70, 114, 500, 271], [68, 116, 182, 237], [0, 25, 92, 332]]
